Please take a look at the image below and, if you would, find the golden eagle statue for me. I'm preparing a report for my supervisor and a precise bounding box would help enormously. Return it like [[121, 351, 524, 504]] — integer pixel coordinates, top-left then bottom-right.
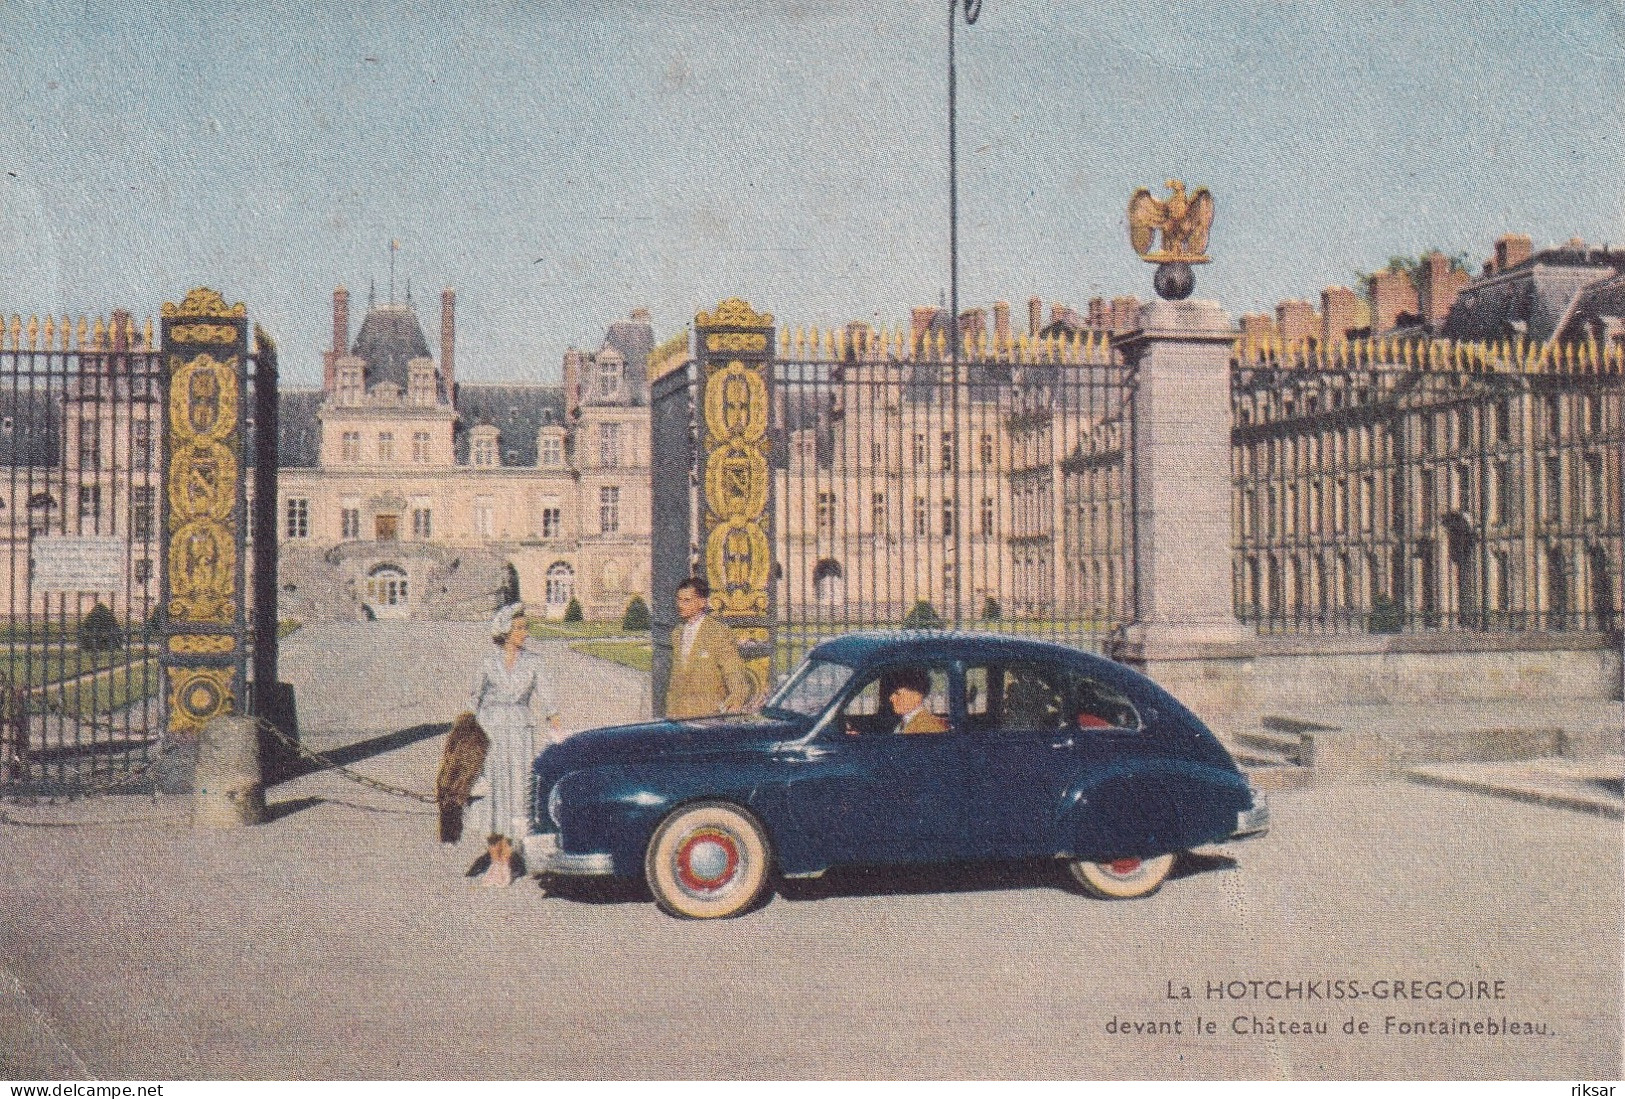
[[1128, 180, 1214, 264]]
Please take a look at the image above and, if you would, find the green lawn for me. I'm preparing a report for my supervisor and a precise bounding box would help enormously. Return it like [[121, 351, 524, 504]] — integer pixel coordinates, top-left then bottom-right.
[[570, 638, 653, 672], [47, 658, 163, 718], [530, 619, 643, 641], [2, 647, 160, 689]]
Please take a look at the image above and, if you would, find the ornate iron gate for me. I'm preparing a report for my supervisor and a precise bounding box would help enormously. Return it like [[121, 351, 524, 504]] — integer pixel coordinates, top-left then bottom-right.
[[0, 289, 278, 798]]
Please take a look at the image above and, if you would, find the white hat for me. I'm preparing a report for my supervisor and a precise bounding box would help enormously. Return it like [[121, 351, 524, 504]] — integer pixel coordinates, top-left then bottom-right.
[[490, 602, 526, 640]]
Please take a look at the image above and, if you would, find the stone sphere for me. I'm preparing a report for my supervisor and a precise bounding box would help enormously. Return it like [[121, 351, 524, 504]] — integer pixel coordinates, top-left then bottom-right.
[[1154, 262, 1195, 301]]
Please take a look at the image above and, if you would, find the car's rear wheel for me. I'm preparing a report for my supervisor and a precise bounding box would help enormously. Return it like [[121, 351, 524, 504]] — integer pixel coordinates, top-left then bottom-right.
[[645, 800, 772, 919], [1067, 852, 1176, 899]]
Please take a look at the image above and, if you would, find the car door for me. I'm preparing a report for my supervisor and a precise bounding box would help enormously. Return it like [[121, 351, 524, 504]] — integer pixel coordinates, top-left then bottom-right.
[[964, 658, 1081, 857], [787, 661, 968, 865]]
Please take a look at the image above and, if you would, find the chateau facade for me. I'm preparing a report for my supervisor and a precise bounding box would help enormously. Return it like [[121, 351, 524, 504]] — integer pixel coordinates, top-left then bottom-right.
[[275, 287, 656, 622]]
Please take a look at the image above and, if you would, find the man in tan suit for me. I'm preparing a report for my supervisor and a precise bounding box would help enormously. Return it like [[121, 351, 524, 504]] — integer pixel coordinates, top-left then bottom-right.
[[887, 666, 949, 734], [665, 577, 753, 719]]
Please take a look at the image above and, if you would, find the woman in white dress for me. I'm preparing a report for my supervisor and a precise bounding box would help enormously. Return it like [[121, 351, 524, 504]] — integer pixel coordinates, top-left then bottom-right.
[[469, 603, 561, 847]]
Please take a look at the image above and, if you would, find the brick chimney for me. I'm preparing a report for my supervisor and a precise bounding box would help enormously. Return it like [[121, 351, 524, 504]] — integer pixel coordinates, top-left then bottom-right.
[[992, 301, 1011, 346], [1417, 252, 1469, 331], [562, 349, 581, 419], [1028, 296, 1042, 337], [1239, 313, 1278, 344], [1494, 233, 1533, 273], [1321, 286, 1361, 343], [1110, 296, 1141, 332], [326, 286, 349, 391], [1275, 299, 1319, 344], [1368, 269, 1419, 334], [910, 306, 941, 349], [440, 288, 455, 395]]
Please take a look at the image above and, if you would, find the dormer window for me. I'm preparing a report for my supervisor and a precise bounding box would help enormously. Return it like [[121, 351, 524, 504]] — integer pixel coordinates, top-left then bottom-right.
[[598, 354, 622, 398], [471, 425, 500, 467], [539, 432, 564, 468]]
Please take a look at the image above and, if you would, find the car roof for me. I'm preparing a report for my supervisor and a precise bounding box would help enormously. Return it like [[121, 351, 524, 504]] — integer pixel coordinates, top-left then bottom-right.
[[807, 630, 1114, 671]]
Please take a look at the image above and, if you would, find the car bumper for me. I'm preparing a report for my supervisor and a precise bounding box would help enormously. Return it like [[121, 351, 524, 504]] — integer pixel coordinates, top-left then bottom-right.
[[1231, 794, 1270, 840], [523, 831, 616, 876]]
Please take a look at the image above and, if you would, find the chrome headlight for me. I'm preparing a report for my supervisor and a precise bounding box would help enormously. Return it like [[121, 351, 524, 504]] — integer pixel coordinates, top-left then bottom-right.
[[547, 781, 563, 828]]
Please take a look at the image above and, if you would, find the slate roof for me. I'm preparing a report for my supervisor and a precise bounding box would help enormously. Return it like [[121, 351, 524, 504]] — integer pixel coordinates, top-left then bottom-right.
[[599, 319, 654, 407], [1442, 246, 1625, 343], [452, 383, 565, 466], [351, 303, 436, 396]]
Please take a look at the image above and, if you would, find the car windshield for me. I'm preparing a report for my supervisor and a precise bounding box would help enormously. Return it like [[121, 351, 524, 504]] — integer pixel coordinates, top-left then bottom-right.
[[765, 658, 855, 718]]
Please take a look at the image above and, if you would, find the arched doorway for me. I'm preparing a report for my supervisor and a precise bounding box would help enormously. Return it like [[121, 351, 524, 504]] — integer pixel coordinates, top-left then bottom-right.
[[545, 561, 574, 618], [811, 558, 844, 608], [366, 563, 410, 620]]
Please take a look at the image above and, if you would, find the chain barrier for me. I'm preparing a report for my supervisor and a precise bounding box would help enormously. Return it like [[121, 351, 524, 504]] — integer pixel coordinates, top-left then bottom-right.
[[252, 715, 438, 808]]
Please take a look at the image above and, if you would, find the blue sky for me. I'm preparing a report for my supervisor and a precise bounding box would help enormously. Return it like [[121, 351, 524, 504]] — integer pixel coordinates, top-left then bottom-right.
[[1, 0, 1619, 385]]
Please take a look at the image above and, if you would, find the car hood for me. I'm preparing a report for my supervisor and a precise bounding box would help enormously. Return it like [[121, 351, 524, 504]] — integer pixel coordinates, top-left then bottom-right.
[[536, 713, 810, 775]]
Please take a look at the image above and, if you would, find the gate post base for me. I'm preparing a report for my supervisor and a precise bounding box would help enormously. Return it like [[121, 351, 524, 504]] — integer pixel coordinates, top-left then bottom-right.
[[193, 715, 265, 828]]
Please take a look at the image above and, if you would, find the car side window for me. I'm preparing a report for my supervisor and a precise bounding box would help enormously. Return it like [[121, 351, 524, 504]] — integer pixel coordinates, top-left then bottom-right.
[[1062, 669, 1142, 733], [836, 664, 953, 736], [965, 662, 1069, 735]]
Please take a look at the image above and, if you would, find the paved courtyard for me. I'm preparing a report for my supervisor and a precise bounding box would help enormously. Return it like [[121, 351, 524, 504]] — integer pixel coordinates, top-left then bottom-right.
[[0, 622, 1619, 1080]]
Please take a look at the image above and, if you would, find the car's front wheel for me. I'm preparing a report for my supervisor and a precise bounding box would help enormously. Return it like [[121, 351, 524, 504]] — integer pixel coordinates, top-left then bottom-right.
[[1067, 852, 1176, 899], [645, 800, 772, 919]]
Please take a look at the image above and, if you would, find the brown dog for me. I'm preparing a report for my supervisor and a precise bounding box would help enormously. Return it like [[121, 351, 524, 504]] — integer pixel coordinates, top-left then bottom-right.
[[435, 712, 489, 844]]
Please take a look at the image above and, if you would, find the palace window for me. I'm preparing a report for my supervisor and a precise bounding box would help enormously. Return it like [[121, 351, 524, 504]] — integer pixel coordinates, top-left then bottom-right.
[[1584, 454, 1603, 521], [132, 419, 152, 471], [816, 491, 836, 533], [78, 486, 100, 526], [473, 497, 494, 539], [342, 431, 361, 462], [412, 507, 432, 539], [134, 559, 152, 585], [913, 496, 928, 537], [940, 432, 954, 472], [78, 417, 99, 470], [377, 431, 395, 462], [599, 422, 621, 468], [941, 498, 956, 538], [913, 433, 927, 465], [871, 492, 886, 533], [473, 435, 497, 467], [341, 506, 360, 541], [411, 431, 431, 463], [540, 434, 564, 468], [131, 487, 154, 541], [541, 507, 562, 539], [599, 486, 620, 534], [980, 433, 994, 467], [1543, 457, 1562, 522], [1493, 461, 1512, 526], [981, 496, 994, 537], [599, 356, 622, 398], [284, 497, 309, 539]]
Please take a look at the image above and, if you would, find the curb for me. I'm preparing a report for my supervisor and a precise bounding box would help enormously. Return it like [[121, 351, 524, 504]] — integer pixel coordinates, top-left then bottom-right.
[[1405, 768, 1624, 820]]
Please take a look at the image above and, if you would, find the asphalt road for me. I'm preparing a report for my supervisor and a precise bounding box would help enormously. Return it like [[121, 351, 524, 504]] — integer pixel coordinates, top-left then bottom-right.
[[0, 622, 1619, 1080]]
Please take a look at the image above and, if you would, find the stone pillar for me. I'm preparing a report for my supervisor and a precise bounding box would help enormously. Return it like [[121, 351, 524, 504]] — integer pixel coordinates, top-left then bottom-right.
[[193, 715, 264, 828], [1115, 299, 1256, 725]]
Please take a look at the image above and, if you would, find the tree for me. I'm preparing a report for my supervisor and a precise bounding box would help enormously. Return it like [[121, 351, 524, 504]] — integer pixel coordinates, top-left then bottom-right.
[[563, 597, 584, 623], [981, 596, 1002, 622], [78, 603, 122, 652], [902, 600, 944, 629], [621, 595, 650, 632], [1368, 594, 1403, 634]]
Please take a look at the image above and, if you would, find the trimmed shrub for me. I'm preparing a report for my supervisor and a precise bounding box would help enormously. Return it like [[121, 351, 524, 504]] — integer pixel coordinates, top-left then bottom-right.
[[79, 603, 122, 652], [1368, 595, 1403, 634], [902, 599, 944, 630], [563, 597, 584, 623], [981, 596, 1002, 622], [621, 595, 651, 632]]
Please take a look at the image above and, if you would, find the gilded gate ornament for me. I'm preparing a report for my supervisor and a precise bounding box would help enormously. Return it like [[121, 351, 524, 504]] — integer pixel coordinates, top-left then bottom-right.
[[1127, 180, 1214, 264], [694, 300, 774, 626], [160, 287, 248, 738]]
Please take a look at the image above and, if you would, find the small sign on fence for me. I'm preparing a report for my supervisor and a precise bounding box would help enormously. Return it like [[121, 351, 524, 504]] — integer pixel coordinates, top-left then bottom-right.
[[31, 535, 127, 592]]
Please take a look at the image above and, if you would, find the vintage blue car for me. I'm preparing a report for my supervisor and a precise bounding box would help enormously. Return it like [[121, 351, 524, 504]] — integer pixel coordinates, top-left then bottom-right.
[[526, 632, 1268, 918]]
